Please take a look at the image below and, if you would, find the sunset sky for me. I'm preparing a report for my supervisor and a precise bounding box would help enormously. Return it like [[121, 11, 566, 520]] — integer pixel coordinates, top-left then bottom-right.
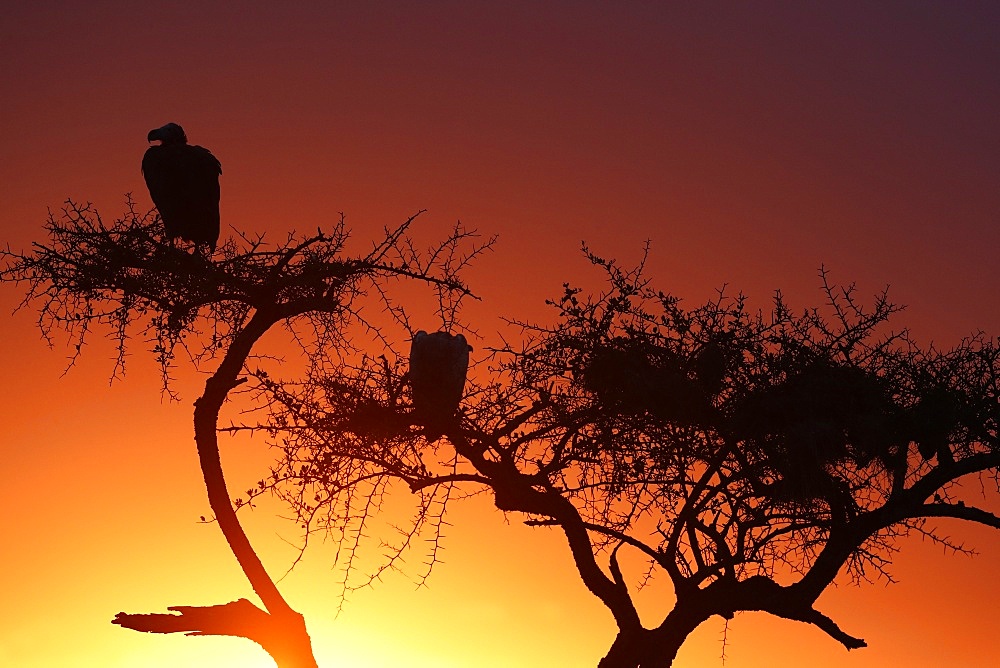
[[3, 2, 1000, 666]]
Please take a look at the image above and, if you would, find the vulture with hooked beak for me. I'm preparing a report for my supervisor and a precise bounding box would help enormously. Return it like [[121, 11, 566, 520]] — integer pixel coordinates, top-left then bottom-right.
[[142, 123, 222, 251], [409, 330, 471, 439]]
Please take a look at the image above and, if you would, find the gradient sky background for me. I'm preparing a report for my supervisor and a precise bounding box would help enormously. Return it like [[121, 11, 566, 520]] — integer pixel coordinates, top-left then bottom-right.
[[3, 2, 1000, 667]]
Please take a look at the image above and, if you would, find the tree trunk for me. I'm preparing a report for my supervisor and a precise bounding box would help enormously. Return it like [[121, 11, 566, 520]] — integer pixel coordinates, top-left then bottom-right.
[[189, 310, 319, 667], [597, 628, 684, 668], [597, 603, 709, 668]]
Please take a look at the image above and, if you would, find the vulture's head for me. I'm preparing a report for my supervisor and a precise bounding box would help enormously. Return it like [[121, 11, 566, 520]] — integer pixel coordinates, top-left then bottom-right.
[[147, 123, 188, 145]]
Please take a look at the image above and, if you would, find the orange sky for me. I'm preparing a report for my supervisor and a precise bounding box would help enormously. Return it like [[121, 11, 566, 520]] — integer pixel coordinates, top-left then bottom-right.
[[3, 3, 1000, 667]]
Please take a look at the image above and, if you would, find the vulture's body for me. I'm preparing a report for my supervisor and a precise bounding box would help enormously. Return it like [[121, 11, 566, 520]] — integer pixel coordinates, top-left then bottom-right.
[[409, 330, 471, 437], [142, 123, 222, 250]]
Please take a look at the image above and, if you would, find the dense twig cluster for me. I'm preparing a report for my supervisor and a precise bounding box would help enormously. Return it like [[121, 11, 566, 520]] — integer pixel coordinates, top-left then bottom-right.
[[513, 254, 1000, 582], [1, 198, 488, 390]]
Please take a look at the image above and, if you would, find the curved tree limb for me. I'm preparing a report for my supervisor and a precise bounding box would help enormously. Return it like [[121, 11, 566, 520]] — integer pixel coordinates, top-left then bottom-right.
[[917, 502, 1000, 529], [114, 305, 320, 667]]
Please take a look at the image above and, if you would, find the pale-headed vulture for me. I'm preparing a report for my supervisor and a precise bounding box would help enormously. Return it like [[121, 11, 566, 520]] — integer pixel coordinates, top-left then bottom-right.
[[409, 330, 471, 438], [142, 123, 222, 251]]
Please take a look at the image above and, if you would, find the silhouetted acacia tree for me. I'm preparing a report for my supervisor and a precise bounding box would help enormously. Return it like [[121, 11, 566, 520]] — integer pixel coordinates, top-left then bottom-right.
[[251, 247, 1000, 668], [1, 199, 489, 668]]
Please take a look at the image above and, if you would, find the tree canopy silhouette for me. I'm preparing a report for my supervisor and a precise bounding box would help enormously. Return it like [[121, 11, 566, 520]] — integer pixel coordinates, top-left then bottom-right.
[[5, 202, 1000, 668], [248, 247, 1000, 667]]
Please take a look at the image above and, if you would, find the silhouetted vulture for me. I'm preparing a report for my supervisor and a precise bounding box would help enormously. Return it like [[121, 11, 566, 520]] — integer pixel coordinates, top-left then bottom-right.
[[409, 330, 471, 438], [142, 123, 222, 251]]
